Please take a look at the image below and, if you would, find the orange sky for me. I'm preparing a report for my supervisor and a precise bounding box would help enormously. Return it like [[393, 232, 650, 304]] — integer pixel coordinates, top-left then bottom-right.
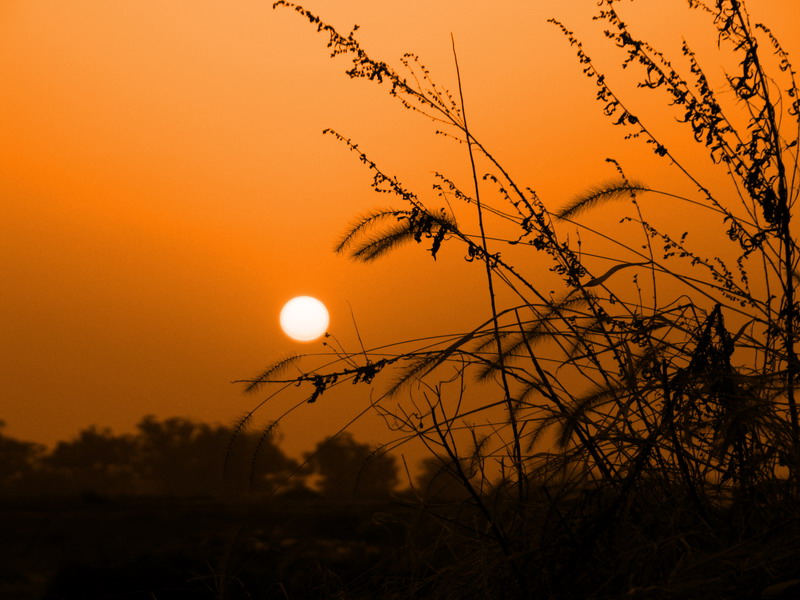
[[1, 1, 798, 458]]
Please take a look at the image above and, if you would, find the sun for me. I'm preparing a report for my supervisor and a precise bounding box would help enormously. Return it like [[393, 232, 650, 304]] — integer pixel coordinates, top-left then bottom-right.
[[279, 296, 330, 342]]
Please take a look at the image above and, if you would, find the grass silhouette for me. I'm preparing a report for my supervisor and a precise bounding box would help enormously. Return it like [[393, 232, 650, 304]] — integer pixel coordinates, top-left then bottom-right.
[[239, 1, 800, 597]]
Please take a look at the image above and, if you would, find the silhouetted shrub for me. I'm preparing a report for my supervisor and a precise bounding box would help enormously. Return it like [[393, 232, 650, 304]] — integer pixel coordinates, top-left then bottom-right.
[[249, 1, 800, 597]]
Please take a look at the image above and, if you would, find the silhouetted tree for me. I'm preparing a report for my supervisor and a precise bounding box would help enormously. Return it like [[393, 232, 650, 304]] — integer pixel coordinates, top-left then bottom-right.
[[0, 421, 45, 495], [0, 416, 299, 498], [136, 415, 209, 495], [304, 432, 397, 498], [43, 425, 138, 495], [136, 415, 297, 496]]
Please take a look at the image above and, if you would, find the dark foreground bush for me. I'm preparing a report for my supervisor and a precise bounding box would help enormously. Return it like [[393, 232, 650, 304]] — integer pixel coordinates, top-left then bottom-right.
[[240, 1, 800, 597]]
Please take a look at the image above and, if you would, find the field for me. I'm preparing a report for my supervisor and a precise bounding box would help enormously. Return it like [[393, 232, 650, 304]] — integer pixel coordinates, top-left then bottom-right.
[[2, 493, 414, 599], [4, 489, 800, 599]]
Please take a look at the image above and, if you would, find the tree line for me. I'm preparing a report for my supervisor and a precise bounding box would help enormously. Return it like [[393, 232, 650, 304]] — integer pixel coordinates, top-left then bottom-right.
[[0, 416, 408, 499]]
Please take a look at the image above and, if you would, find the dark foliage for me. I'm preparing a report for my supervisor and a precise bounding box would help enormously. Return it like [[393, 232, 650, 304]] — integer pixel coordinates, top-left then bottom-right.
[[0, 416, 298, 497]]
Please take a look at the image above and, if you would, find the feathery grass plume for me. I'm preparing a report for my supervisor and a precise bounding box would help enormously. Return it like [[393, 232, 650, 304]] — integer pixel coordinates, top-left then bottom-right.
[[342, 219, 422, 262], [387, 335, 477, 398], [555, 179, 650, 220], [473, 294, 595, 383], [241, 354, 303, 394], [334, 208, 409, 253], [248, 420, 280, 492], [222, 412, 254, 479], [336, 204, 457, 262], [553, 384, 623, 450]]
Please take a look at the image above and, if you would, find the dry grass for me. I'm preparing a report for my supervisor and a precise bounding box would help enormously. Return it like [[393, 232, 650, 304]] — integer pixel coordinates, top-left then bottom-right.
[[242, 1, 800, 597]]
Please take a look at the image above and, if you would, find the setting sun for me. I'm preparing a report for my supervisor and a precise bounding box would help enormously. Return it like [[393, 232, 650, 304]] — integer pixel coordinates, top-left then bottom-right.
[[279, 296, 329, 342]]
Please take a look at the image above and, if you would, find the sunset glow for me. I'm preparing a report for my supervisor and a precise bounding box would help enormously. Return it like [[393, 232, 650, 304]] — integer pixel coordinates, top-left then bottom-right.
[[0, 0, 797, 452], [3, 2, 800, 596]]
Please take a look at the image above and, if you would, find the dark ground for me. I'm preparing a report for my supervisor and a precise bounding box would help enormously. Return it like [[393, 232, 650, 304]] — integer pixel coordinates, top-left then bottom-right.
[[6, 492, 800, 599], [2, 493, 410, 599]]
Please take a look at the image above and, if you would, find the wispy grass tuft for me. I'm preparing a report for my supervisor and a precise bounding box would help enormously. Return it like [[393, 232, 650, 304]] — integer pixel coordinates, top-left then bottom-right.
[[555, 179, 650, 220]]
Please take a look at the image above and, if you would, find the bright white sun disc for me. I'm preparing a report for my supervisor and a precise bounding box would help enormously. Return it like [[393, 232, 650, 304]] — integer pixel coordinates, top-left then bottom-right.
[[280, 296, 330, 342]]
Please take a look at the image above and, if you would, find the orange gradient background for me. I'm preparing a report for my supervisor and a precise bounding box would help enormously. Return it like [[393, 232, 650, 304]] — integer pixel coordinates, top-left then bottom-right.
[[1, 1, 798, 457]]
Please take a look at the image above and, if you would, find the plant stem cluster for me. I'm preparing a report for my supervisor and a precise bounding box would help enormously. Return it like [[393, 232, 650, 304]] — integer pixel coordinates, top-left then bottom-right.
[[246, 2, 800, 597]]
